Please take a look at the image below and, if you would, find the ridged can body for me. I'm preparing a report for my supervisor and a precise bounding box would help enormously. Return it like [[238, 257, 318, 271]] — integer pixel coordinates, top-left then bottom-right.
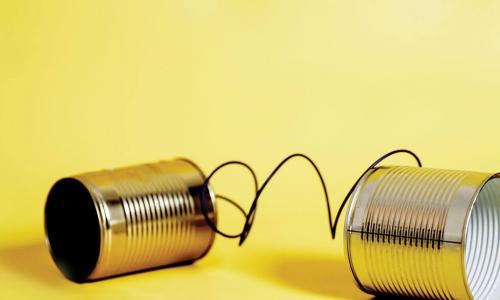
[[345, 166, 500, 300], [45, 159, 216, 282]]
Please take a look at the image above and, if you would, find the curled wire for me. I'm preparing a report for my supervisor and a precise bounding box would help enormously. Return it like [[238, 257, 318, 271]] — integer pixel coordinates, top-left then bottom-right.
[[200, 149, 422, 245]]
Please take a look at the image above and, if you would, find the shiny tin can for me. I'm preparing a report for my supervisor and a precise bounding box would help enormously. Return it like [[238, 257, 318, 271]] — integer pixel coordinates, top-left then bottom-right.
[[45, 159, 216, 282], [345, 166, 500, 300]]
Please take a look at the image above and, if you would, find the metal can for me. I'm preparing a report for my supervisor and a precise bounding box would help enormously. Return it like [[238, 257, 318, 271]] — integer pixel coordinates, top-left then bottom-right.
[[344, 166, 500, 300], [44, 159, 217, 282]]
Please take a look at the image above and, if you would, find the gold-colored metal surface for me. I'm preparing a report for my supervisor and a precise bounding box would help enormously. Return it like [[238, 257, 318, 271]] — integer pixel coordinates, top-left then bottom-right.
[[45, 159, 216, 282], [344, 166, 500, 300]]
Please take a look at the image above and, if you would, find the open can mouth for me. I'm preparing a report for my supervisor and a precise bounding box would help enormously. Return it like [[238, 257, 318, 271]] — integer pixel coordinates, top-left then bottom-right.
[[45, 178, 101, 282], [464, 176, 500, 300]]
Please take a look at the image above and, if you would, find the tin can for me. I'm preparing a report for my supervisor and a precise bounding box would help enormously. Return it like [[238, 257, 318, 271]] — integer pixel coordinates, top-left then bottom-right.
[[344, 166, 500, 300], [44, 159, 216, 282]]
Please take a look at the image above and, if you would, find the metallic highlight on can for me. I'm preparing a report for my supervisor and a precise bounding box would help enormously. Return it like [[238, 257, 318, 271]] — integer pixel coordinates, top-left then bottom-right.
[[44, 159, 217, 282], [345, 166, 500, 300]]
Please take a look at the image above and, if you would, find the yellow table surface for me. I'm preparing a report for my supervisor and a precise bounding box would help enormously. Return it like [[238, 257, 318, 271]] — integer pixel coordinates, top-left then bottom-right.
[[2, 1, 500, 299]]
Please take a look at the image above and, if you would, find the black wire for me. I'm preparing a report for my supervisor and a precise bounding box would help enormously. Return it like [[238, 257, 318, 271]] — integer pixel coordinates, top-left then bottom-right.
[[201, 161, 258, 239], [239, 154, 328, 245], [216, 195, 248, 218], [200, 149, 422, 245]]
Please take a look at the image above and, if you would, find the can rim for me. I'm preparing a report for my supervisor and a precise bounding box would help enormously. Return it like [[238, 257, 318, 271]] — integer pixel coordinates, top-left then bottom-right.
[[44, 177, 102, 283], [343, 167, 379, 295], [461, 172, 500, 300]]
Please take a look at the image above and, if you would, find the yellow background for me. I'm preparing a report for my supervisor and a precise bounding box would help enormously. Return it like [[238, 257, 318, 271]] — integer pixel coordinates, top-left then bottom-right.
[[1, 1, 500, 299]]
